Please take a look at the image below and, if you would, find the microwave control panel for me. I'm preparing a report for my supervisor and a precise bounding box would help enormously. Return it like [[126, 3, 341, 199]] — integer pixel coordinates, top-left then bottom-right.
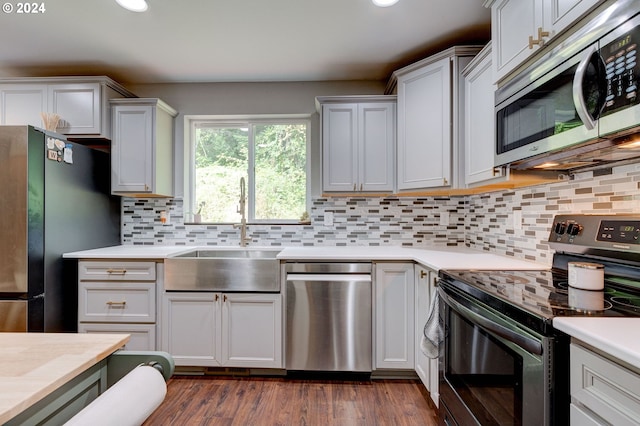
[[602, 23, 640, 114]]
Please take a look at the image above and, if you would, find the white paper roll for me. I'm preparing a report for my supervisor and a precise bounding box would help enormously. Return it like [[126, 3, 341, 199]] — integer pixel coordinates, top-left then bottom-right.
[[65, 365, 167, 426]]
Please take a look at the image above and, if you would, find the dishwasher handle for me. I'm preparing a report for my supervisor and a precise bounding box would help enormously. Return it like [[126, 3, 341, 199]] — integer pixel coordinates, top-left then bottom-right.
[[286, 273, 371, 282]]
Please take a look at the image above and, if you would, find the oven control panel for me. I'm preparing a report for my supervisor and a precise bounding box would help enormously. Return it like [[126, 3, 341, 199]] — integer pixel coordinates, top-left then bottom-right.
[[596, 220, 640, 244], [549, 214, 640, 253]]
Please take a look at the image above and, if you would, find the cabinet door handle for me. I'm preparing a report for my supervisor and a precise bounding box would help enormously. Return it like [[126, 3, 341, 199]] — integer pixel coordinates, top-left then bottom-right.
[[353, 183, 356, 191], [215, 294, 219, 301], [420, 270, 427, 279], [106, 269, 127, 275], [223, 295, 227, 302], [106, 301, 126, 307], [528, 27, 550, 49]]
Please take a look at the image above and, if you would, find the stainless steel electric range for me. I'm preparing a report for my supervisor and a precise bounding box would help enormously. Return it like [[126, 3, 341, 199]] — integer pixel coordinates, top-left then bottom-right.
[[437, 214, 640, 426]]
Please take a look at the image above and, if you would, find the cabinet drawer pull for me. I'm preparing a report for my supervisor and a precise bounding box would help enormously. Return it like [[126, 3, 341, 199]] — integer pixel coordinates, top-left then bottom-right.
[[106, 269, 127, 275], [106, 301, 127, 307]]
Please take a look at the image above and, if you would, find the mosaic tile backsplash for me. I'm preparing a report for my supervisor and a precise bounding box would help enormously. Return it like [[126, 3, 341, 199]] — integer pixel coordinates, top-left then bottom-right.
[[122, 163, 640, 266]]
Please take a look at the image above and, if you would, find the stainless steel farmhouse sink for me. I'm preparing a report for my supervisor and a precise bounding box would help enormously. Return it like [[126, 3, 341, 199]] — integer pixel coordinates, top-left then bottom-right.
[[164, 248, 282, 292]]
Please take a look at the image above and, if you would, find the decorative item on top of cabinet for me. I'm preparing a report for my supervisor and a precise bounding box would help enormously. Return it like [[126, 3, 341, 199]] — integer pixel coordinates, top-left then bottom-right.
[[0, 76, 135, 140], [316, 96, 396, 193], [161, 291, 282, 369], [110, 98, 177, 197], [386, 46, 482, 191], [485, 0, 602, 83], [374, 262, 415, 370], [77, 260, 159, 351]]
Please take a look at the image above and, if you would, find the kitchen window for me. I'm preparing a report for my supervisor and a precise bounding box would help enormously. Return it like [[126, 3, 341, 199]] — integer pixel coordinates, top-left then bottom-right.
[[187, 117, 309, 223]]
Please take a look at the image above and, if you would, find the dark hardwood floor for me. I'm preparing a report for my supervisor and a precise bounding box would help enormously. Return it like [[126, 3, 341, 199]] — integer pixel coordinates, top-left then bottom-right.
[[144, 374, 438, 425]]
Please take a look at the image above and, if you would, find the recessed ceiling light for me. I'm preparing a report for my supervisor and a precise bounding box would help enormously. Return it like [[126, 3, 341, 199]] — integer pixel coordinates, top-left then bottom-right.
[[116, 0, 148, 12], [372, 0, 399, 7]]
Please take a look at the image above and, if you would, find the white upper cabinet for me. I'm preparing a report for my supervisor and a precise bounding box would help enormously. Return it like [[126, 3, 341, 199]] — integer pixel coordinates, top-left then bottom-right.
[[0, 84, 47, 126], [48, 83, 101, 135], [0, 77, 135, 138], [462, 43, 506, 186], [488, 0, 602, 83], [318, 96, 396, 192], [111, 98, 177, 197], [390, 47, 480, 191]]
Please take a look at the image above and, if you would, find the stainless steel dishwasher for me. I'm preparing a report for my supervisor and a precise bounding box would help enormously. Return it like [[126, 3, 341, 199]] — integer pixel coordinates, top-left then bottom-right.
[[285, 262, 372, 372]]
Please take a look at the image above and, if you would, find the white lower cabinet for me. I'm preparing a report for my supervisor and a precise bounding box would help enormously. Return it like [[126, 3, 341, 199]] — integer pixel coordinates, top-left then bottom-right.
[[570, 342, 640, 425], [78, 323, 156, 352], [162, 292, 282, 368], [77, 261, 158, 351], [374, 262, 415, 370], [415, 264, 439, 406]]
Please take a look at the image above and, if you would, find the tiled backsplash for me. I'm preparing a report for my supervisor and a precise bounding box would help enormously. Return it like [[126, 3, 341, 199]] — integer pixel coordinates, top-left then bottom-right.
[[122, 163, 640, 265]]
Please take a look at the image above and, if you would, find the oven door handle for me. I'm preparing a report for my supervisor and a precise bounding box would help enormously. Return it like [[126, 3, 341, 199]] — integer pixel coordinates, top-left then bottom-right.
[[438, 287, 544, 356]]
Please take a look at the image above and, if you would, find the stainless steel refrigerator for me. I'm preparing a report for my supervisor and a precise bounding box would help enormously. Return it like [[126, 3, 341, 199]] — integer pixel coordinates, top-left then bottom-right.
[[0, 126, 121, 332]]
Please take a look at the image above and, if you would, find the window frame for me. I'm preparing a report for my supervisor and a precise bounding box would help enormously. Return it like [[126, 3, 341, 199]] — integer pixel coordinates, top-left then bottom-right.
[[186, 115, 311, 224]]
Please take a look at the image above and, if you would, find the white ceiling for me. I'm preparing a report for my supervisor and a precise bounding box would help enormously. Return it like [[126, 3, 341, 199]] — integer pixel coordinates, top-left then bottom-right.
[[0, 0, 490, 84]]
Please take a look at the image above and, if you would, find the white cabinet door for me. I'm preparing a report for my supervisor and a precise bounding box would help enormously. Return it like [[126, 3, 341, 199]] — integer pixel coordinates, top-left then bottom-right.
[[359, 102, 395, 191], [463, 44, 505, 186], [0, 84, 47, 127], [491, 0, 600, 83], [322, 103, 358, 191], [415, 265, 431, 388], [110, 98, 175, 197], [548, 0, 601, 37], [48, 83, 101, 134], [111, 104, 154, 193], [162, 292, 220, 367], [375, 262, 415, 369], [397, 57, 451, 190], [415, 266, 440, 406], [491, 0, 544, 83], [221, 293, 282, 368], [321, 100, 395, 192]]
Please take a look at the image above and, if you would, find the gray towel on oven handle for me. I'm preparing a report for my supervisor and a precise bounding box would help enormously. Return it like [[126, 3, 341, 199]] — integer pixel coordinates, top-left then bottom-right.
[[421, 289, 442, 359]]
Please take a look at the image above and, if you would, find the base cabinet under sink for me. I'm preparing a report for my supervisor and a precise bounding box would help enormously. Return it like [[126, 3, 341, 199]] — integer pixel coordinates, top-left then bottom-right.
[[161, 292, 282, 368]]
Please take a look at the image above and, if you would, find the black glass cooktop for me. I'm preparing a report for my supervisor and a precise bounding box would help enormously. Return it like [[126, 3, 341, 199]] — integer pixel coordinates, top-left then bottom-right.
[[440, 268, 640, 322]]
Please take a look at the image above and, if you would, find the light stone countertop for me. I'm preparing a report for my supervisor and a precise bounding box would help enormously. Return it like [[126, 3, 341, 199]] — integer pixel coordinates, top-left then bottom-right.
[[63, 244, 546, 271], [553, 317, 640, 371], [0, 333, 129, 424]]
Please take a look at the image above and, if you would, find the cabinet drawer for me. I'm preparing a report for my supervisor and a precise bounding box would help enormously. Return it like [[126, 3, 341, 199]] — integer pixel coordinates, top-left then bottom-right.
[[78, 323, 156, 351], [571, 343, 640, 425], [79, 261, 156, 281], [79, 282, 156, 323]]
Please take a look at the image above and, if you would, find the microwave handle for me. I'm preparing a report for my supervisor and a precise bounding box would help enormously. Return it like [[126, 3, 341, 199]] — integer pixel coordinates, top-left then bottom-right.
[[572, 45, 600, 130]]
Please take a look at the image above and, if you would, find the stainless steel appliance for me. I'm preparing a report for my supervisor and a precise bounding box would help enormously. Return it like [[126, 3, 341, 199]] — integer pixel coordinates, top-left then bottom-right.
[[0, 126, 120, 332], [438, 214, 640, 425], [285, 262, 372, 372], [495, 0, 640, 171]]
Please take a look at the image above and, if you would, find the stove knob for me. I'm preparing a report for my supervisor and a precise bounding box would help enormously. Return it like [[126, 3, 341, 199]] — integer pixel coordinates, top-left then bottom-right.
[[554, 222, 566, 235], [567, 223, 582, 236]]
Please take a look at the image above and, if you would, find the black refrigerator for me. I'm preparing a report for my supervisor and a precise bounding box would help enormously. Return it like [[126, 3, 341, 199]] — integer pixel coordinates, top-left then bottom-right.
[[0, 126, 121, 332]]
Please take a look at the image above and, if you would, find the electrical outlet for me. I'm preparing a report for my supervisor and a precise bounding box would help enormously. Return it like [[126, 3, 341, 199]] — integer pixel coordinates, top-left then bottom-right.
[[513, 210, 522, 230], [324, 211, 334, 226], [439, 212, 449, 226]]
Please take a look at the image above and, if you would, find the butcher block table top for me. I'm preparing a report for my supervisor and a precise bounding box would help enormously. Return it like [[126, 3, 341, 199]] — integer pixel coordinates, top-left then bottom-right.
[[0, 332, 129, 424]]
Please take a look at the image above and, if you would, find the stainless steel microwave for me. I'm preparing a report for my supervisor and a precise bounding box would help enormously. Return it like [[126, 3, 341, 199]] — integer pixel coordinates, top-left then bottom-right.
[[495, 0, 640, 171]]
